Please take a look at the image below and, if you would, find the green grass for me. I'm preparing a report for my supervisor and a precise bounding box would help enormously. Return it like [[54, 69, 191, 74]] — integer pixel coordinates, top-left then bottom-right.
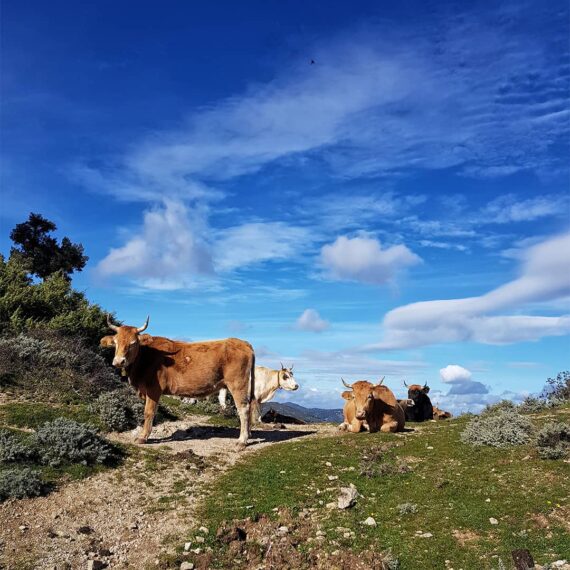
[[0, 402, 103, 430], [192, 408, 570, 569]]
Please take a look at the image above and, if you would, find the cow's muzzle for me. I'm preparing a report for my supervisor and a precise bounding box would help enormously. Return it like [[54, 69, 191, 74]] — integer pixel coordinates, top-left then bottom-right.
[[356, 412, 366, 420]]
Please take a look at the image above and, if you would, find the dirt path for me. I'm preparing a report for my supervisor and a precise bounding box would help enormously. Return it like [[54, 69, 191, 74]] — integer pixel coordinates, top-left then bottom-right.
[[0, 417, 335, 570]]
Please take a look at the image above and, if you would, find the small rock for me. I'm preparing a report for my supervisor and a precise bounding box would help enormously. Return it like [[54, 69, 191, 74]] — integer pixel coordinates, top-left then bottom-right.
[[325, 462, 332, 467], [184, 542, 192, 551], [198, 526, 209, 534], [338, 484, 358, 509], [129, 522, 138, 530], [427, 446, 434, 450], [325, 502, 337, 509], [277, 526, 289, 535], [180, 563, 195, 570], [362, 517, 377, 527], [489, 518, 499, 525], [195, 536, 205, 543], [316, 530, 326, 537], [77, 526, 94, 535], [191, 548, 201, 554], [19, 525, 28, 531], [328, 475, 338, 481], [280, 470, 286, 474], [485, 498, 491, 502]]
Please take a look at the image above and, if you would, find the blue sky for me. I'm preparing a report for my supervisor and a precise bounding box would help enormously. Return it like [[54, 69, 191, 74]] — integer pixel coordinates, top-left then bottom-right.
[[1, 0, 569, 413]]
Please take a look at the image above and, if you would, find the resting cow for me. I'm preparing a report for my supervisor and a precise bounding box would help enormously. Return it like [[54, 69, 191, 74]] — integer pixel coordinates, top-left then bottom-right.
[[218, 363, 299, 422], [100, 316, 255, 448], [403, 381, 434, 422], [338, 378, 405, 433], [433, 405, 452, 420]]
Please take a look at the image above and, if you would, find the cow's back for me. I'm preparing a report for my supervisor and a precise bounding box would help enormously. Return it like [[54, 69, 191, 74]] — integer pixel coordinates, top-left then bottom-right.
[[140, 336, 253, 398]]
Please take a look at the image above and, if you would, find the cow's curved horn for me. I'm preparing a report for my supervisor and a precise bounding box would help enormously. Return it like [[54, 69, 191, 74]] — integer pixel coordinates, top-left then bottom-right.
[[290, 363, 294, 371], [280, 361, 285, 370], [107, 314, 119, 332], [403, 380, 408, 387], [377, 376, 385, 386], [341, 377, 352, 389], [137, 316, 150, 333], [424, 381, 428, 389]]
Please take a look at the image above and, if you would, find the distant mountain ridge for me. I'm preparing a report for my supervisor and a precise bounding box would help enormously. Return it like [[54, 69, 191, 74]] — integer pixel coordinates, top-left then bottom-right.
[[260, 401, 343, 423]]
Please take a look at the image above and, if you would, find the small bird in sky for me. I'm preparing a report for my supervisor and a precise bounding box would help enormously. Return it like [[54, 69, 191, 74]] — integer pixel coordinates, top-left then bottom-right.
[[310, 59, 316, 65]]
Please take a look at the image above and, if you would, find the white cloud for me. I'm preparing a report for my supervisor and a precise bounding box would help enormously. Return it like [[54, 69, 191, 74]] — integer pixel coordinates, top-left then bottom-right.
[[481, 193, 569, 224], [440, 364, 472, 383], [96, 200, 214, 289], [369, 232, 570, 349], [295, 309, 330, 333], [214, 222, 312, 272], [320, 235, 421, 285]]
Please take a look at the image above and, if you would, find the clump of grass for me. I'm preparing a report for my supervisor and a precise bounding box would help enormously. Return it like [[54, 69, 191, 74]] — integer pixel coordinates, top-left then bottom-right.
[[0, 468, 43, 501], [461, 409, 534, 448], [535, 422, 570, 460], [397, 502, 418, 515], [31, 418, 119, 467]]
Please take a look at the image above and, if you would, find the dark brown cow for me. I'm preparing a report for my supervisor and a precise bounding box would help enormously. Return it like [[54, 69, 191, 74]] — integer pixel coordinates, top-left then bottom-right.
[[100, 316, 255, 448], [403, 382, 434, 422], [338, 379, 405, 433]]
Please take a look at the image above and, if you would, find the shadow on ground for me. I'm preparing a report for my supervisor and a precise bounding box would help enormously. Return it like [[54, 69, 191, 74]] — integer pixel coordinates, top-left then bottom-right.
[[147, 425, 317, 445]]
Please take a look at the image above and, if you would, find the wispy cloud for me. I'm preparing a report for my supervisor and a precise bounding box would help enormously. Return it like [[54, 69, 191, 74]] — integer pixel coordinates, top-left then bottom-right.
[[365, 232, 570, 349]]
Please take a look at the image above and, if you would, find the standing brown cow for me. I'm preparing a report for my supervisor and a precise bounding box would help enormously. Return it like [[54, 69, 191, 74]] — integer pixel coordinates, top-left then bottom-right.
[[338, 378, 405, 433], [100, 316, 255, 448]]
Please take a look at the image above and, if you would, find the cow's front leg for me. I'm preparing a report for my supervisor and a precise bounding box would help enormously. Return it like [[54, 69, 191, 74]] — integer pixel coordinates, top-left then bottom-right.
[[136, 396, 158, 444], [349, 419, 363, 433], [380, 420, 398, 433]]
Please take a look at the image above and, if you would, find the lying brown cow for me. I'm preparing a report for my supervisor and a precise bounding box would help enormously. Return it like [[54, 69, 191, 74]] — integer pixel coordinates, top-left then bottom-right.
[[432, 405, 452, 420], [338, 378, 405, 433], [100, 316, 255, 448]]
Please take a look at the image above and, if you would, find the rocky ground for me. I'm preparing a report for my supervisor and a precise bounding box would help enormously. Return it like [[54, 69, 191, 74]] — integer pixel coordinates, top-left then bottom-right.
[[0, 416, 333, 570]]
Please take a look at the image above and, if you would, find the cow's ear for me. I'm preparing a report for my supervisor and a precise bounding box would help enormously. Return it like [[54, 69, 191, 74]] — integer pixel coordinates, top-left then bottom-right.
[[423, 386, 430, 394], [138, 334, 154, 346], [100, 335, 115, 348], [341, 390, 353, 400]]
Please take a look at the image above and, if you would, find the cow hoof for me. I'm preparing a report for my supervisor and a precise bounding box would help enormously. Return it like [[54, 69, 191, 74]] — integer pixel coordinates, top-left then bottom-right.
[[236, 441, 247, 451], [135, 437, 147, 444]]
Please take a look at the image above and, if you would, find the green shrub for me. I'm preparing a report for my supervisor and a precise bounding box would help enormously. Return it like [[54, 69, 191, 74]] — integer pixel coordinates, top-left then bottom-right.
[[518, 396, 551, 414], [90, 390, 145, 432], [461, 409, 534, 448], [31, 418, 118, 467], [0, 429, 35, 463], [0, 468, 43, 501], [481, 400, 516, 416], [541, 371, 570, 404], [535, 422, 570, 460]]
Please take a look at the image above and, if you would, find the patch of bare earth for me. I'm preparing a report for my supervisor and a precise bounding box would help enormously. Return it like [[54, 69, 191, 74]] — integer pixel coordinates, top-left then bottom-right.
[[0, 416, 331, 570]]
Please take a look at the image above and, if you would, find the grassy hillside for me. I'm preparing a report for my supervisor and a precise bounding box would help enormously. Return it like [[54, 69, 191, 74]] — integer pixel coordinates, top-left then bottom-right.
[[171, 407, 570, 570]]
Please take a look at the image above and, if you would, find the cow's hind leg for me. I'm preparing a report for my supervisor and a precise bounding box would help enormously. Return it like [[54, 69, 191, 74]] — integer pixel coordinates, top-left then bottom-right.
[[380, 420, 398, 433], [224, 381, 251, 449], [136, 395, 159, 444], [218, 388, 228, 410]]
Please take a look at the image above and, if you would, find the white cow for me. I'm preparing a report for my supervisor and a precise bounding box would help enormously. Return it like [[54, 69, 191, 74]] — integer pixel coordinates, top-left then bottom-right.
[[218, 364, 299, 421]]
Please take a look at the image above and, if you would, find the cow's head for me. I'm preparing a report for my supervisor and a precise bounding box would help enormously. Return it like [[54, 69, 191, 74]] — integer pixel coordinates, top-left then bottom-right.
[[404, 381, 430, 401], [100, 315, 151, 368], [278, 362, 299, 391], [341, 378, 384, 420]]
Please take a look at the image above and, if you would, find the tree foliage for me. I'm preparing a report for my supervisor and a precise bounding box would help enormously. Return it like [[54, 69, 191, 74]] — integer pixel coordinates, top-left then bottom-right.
[[9, 212, 88, 280]]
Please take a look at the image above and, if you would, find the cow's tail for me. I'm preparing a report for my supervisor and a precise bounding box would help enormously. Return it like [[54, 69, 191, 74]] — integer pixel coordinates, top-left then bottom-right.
[[248, 351, 260, 425]]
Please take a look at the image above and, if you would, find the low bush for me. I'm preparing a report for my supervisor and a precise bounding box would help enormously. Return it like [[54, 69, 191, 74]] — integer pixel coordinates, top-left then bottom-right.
[[31, 418, 119, 467], [481, 400, 516, 416], [518, 396, 550, 414], [0, 468, 43, 501], [461, 409, 534, 448], [90, 390, 145, 432], [541, 371, 570, 403], [535, 422, 570, 460], [0, 429, 35, 463]]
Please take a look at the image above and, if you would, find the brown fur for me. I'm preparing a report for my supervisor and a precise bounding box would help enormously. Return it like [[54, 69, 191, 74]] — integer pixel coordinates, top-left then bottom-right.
[[432, 405, 452, 420], [339, 381, 405, 433], [100, 324, 255, 447]]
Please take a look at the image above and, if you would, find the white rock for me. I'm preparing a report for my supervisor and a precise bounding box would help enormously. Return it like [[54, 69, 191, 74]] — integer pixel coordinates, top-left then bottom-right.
[[337, 484, 358, 509], [427, 446, 434, 450], [485, 498, 491, 502], [278, 526, 289, 534], [195, 536, 205, 543], [489, 518, 499, 525], [328, 475, 338, 481], [325, 462, 332, 467], [184, 542, 192, 551], [180, 563, 195, 570], [326, 502, 336, 509], [362, 517, 377, 527], [316, 530, 326, 537], [198, 526, 209, 534]]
